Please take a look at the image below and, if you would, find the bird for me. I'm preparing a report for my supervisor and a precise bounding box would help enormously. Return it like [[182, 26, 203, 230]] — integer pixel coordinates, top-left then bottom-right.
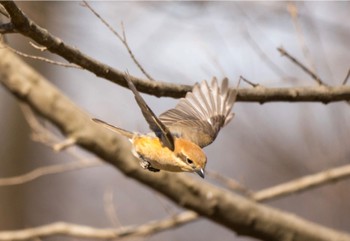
[[92, 74, 239, 178]]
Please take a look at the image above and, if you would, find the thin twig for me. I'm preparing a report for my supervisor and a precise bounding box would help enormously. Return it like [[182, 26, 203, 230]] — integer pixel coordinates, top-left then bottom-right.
[[3, 43, 82, 69], [253, 164, 350, 202], [152, 191, 177, 216], [20, 103, 67, 149], [239, 75, 259, 88], [242, 28, 285, 78], [287, 3, 317, 77], [20, 103, 83, 156], [0, 160, 102, 186], [342, 68, 350, 85], [82, 1, 154, 81], [103, 187, 124, 228], [278, 47, 325, 85], [206, 170, 252, 195], [120, 22, 155, 81]]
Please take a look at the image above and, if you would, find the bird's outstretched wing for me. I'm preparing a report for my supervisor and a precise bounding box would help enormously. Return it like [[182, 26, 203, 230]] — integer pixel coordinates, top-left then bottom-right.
[[159, 77, 238, 148], [124, 73, 175, 151]]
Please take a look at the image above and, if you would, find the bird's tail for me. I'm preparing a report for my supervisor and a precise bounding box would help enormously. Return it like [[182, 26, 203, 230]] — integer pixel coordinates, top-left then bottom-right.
[[92, 118, 133, 139]]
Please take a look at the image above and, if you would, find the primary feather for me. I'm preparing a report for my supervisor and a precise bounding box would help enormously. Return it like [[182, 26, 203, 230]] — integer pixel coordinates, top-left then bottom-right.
[[159, 77, 238, 148]]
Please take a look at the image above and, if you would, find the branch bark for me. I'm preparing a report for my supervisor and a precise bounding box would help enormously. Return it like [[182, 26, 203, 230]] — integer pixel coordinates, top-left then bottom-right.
[[1, 1, 350, 103], [1, 40, 349, 241]]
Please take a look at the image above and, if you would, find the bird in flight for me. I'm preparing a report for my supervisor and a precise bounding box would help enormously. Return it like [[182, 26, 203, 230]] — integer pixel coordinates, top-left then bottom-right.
[[93, 74, 238, 178]]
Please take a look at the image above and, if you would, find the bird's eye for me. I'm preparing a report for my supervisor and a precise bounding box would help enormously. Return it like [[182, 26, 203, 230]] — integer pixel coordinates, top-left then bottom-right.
[[187, 158, 193, 164]]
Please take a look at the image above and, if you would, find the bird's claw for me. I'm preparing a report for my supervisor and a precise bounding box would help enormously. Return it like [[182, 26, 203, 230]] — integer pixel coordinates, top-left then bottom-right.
[[140, 160, 160, 172]]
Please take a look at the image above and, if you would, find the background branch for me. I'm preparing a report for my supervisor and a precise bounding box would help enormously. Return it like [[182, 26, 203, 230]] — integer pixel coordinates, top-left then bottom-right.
[[0, 160, 101, 186], [82, 1, 154, 81], [278, 47, 325, 85], [0, 212, 198, 241]]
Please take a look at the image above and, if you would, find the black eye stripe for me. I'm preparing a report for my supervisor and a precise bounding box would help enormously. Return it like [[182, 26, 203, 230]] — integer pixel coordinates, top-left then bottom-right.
[[176, 153, 187, 163], [176, 153, 192, 164]]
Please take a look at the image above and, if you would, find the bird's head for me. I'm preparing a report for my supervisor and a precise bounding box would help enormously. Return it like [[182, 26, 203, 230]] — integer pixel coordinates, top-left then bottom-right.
[[174, 138, 207, 178]]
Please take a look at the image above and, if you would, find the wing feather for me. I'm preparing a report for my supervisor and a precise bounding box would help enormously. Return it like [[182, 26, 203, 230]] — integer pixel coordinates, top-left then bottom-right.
[[160, 77, 239, 147], [124, 73, 175, 151]]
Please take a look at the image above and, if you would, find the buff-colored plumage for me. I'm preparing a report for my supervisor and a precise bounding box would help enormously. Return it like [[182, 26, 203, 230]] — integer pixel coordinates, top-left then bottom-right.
[[92, 74, 238, 178]]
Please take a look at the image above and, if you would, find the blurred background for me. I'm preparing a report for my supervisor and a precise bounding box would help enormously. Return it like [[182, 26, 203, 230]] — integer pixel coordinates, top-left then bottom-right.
[[1, 2, 350, 240]]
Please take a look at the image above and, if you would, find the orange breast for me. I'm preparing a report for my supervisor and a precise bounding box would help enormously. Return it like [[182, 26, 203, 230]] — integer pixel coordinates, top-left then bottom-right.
[[132, 136, 183, 172]]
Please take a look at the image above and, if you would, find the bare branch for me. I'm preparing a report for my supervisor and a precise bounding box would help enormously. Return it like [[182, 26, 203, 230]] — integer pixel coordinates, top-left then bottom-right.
[[20, 103, 77, 150], [239, 75, 260, 88], [2, 42, 82, 69], [151, 191, 177, 216], [0, 212, 198, 241], [253, 164, 350, 202], [206, 170, 252, 195], [82, 1, 154, 81], [1, 33, 350, 241], [242, 29, 286, 78], [103, 187, 123, 228], [278, 46, 325, 85], [0, 160, 102, 187]]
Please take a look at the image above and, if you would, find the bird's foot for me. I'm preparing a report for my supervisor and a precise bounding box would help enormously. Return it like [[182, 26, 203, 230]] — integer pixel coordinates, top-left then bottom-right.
[[139, 160, 160, 172]]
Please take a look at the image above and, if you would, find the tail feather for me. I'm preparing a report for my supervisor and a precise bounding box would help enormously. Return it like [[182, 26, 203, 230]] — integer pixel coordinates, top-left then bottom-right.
[[92, 118, 133, 139]]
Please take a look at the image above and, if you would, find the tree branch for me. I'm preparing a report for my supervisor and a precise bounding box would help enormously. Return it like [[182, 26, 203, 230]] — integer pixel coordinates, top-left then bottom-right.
[[2, 1, 350, 103], [252, 164, 350, 202], [0, 160, 101, 186], [1, 37, 349, 241], [0, 212, 198, 240]]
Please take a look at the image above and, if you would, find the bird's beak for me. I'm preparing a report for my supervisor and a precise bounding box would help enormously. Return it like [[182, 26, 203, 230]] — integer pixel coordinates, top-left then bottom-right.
[[196, 168, 205, 178]]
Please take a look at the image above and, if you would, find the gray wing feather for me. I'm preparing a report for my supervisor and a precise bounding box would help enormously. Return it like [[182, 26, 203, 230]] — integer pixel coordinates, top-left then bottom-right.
[[159, 77, 238, 147]]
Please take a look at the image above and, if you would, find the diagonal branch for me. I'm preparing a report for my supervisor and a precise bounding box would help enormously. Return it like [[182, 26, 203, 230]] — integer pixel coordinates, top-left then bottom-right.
[[252, 164, 350, 202], [342, 68, 350, 85], [278, 47, 325, 85], [3, 42, 82, 69], [1, 34, 350, 241], [82, 1, 154, 81], [0, 160, 101, 186]]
